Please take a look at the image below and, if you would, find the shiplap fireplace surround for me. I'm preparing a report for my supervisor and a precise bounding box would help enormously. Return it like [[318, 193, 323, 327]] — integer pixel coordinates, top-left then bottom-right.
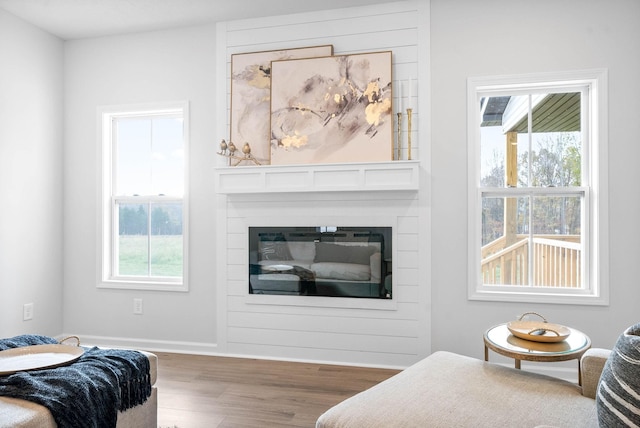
[[213, 1, 426, 367]]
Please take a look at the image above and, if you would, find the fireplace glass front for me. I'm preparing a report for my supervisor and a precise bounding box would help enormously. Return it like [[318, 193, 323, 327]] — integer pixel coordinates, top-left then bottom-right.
[[249, 227, 392, 299]]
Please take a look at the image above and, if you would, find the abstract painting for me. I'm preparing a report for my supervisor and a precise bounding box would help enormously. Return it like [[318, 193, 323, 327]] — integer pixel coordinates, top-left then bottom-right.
[[230, 45, 333, 165], [270, 51, 393, 165]]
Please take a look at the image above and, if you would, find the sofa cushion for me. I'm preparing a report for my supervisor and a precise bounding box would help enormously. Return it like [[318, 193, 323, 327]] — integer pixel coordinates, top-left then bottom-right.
[[314, 243, 376, 265], [311, 262, 370, 281], [317, 351, 598, 428], [250, 273, 301, 292], [258, 240, 293, 261], [596, 323, 640, 427], [286, 241, 316, 262]]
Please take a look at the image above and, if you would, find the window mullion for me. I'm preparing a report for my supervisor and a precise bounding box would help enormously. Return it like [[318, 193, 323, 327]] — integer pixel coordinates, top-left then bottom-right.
[[149, 119, 154, 197], [527, 192, 534, 287], [527, 94, 534, 287], [112, 197, 119, 279], [147, 201, 152, 277]]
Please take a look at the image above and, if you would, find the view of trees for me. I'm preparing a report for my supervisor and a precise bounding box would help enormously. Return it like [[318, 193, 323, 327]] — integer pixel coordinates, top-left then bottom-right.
[[481, 132, 582, 246], [118, 203, 182, 235]]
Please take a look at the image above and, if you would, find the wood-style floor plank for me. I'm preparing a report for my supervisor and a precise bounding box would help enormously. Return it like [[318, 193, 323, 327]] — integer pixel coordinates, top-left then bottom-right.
[[155, 352, 400, 428]]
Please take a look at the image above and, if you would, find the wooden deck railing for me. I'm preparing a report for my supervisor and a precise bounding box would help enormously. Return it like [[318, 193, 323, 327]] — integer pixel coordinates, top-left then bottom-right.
[[481, 235, 581, 287]]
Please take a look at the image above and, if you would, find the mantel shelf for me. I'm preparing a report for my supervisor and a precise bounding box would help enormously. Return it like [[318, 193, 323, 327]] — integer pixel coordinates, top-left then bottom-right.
[[214, 160, 420, 194]]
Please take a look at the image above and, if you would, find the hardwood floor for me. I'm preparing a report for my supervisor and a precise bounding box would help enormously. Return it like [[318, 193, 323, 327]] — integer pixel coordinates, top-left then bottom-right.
[[155, 352, 400, 428]]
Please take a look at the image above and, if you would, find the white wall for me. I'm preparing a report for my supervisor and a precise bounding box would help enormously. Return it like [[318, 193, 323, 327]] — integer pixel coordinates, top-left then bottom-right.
[[0, 9, 64, 337], [430, 0, 640, 370], [63, 26, 219, 352]]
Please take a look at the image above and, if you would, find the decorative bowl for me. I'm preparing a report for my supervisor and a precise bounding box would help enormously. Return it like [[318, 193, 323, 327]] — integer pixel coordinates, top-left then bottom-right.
[[507, 312, 571, 343]]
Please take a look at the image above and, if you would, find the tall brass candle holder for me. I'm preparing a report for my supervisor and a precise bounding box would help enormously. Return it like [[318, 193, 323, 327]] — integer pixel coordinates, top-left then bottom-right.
[[406, 108, 413, 161], [396, 112, 402, 160], [217, 139, 261, 166]]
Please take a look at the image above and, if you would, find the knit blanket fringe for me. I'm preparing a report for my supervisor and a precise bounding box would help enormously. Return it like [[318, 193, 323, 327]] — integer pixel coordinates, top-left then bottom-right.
[[0, 335, 151, 428]]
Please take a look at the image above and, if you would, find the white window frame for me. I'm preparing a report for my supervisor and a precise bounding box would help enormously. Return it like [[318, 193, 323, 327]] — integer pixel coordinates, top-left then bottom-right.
[[467, 70, 608, 305], [97, 101, 189, 292]]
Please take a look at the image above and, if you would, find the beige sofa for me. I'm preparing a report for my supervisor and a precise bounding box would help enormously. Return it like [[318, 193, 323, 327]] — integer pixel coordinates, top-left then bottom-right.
[[0, 351, 157, 428], [317, 348, 610, 427]]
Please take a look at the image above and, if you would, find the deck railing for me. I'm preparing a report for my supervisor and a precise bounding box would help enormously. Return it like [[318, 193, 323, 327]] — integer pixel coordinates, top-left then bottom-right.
[[481, 235, 581, 287]]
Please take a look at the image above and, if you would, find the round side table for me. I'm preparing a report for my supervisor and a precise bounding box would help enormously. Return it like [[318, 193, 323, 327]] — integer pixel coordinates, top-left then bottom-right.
[[483, 323, 591, 384]]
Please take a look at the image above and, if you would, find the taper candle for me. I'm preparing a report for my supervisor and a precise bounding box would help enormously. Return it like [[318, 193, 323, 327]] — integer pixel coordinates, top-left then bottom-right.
[[407, 108, 413, 161], [397, 112, 402, 160], [408, 77, 413, 109]]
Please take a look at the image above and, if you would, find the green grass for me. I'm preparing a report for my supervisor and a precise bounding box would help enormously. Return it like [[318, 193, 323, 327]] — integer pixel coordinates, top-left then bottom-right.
[[118, 235, 183, 277]]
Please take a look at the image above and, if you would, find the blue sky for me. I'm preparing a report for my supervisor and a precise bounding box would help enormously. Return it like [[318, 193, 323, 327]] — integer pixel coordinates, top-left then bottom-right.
[[116, 117, 184, 196]]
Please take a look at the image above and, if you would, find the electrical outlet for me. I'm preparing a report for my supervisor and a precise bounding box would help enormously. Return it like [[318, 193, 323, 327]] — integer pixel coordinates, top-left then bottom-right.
[[133, 298, 143, 315], [23, 303, 34, 320]]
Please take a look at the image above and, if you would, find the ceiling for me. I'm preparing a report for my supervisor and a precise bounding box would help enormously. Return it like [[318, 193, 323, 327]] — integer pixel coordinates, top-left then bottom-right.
[[0, 0, 396, 40]]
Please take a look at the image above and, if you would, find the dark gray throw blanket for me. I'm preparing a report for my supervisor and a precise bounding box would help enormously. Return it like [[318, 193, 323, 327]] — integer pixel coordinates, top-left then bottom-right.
[[0, 335, 151, 428]]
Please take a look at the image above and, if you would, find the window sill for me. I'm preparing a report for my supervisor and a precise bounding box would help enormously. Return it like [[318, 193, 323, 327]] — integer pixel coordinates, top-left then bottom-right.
[[468, 288, 609, 306], [98, 280, 188, 292]]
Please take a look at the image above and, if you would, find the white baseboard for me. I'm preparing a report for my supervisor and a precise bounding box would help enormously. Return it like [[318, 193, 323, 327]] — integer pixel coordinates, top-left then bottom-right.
[[57, 334, 219, 355], [57, 333, 407, 369]]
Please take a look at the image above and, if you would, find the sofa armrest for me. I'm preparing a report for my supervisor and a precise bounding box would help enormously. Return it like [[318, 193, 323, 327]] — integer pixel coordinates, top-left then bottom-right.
[[581, 348, 611, 399], [370, 252, 382, 282]]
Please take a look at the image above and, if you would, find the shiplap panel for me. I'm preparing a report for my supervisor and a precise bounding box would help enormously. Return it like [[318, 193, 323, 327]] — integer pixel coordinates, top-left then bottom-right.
[[225, 203, 247, 220], [395, 267, 419, 285], [227, 233, 245, 249], [228, 29, 417, 57], [397, 233, 419, 250], [396, 250, 419, 268], [228, 198, 419, 219], [228, 327, 419, 355], [228, 195, 419, 210], [227, 217, 245, 230], [228, 279, 246, 296], [397, 215, 419, 233], [227, 264, 245, 281], [218, 0, 424, 367], [227, 295, 421, 321], [394, 284, 419, 303], [227, 12, 417, 46], [227, 312, 418, 338], [225, 2, 417, 36], [226, 248, 245, 264], [241, 210, 410, 225]]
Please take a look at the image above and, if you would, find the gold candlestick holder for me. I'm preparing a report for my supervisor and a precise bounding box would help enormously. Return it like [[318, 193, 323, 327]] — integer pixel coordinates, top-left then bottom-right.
[[396, 112, 402, 160], [406, 108, 413, 161]]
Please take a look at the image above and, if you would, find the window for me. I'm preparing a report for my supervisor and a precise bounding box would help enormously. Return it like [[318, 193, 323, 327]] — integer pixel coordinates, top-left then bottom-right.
[[467, 70, 608, 304], [99, 102, 189, 291]]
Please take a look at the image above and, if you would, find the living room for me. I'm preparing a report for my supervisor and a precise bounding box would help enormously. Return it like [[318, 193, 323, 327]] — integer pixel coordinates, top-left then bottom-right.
[[1, 0, 638, 405]]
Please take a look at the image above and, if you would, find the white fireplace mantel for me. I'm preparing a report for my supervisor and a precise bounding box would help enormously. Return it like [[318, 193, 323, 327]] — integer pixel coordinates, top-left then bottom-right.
[[214, 160, 420, 194]]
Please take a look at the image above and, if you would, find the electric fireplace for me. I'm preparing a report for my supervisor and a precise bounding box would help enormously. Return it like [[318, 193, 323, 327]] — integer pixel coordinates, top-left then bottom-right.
[[248, 226, 392, 298]]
